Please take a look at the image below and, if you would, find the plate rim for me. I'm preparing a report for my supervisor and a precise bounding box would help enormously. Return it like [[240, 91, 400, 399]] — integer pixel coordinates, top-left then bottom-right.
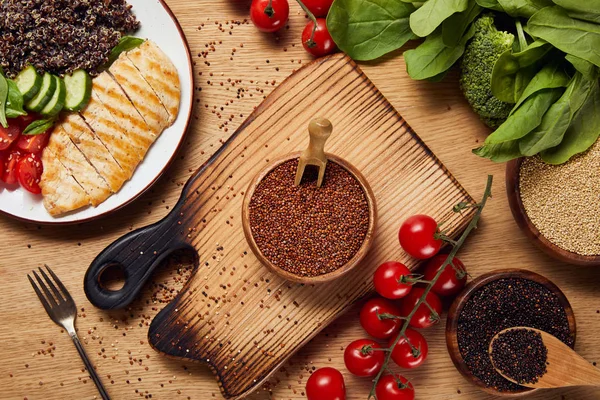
[[0, 0, 195, 226]]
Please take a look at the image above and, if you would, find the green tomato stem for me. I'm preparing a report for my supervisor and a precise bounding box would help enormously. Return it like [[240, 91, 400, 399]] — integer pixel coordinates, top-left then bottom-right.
[[294, 0, 318, 46]]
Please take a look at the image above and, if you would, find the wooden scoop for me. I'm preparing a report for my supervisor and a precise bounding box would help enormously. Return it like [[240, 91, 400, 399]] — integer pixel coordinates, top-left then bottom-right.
[[294, 117, 333, 187], [489, 327, 600, 389]]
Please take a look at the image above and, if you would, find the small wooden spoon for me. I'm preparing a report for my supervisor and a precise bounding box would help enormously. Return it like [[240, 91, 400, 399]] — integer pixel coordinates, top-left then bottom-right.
[[489, 327, 600, 389], [294, 117, 333, 187]]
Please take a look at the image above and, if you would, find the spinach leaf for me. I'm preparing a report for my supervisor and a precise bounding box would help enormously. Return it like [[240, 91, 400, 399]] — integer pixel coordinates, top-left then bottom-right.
[[497, 0, 550, 17], [475, 0, 504, 11], [5, 79, 26, 119], [519, 72, 594, 155], [565, 54, 600, 81], [0, 74, 7, 129], [409, 0, 469, 38], [528, 6, 600, 68], [552, 0, 600, 23], [491, 40, 551, 103], [23, 116, 57, 135], [511, 61, 570, 112], [473, 140, 522, 162], [541, 80, 600, 164], [442, 0, 482, 47], [486, 88, 562, 144], [108, 36, 144, 65], [405, 24, 476, 80], [326, 0, 416, 61]]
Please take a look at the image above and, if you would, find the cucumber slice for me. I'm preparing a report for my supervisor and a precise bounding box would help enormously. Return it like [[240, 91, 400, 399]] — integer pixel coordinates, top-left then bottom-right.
[[26, 73, 56, 112], [14, 65, 42, 102], [64, 69, 92, 111], [40, 76, 66, 116]]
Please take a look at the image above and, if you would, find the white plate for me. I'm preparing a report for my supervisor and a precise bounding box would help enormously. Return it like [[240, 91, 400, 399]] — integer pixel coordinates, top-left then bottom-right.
[[0, 0, 193, 224]]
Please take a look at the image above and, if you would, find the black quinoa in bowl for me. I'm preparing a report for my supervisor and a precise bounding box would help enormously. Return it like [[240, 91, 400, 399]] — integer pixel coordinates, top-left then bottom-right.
[[0, 0, 139, 78]]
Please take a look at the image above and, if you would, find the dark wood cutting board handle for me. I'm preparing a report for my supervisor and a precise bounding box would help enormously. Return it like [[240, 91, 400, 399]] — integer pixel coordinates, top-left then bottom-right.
[[84, 203, 195, 309]]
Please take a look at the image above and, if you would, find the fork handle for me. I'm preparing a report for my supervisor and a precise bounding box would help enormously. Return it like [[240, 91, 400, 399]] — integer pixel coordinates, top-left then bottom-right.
[[71, 333, 111, 400]]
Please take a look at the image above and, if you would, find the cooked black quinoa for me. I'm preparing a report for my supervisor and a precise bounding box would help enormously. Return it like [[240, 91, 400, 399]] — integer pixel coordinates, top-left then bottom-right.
[[0, 0, 139, 78], [491, 328, 548, 385], [457, 278, 573, 392]]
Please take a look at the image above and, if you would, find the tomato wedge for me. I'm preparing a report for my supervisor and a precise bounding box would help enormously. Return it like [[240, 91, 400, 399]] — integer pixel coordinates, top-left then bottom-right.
[[17, 153, 43, 194], [2, 149, 22, 185], [0, 119, 22, 151], [16, 131, 50, 153]]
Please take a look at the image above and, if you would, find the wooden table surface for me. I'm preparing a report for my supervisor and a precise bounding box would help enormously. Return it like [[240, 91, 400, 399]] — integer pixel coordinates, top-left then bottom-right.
[[1, 1, 600, 399]]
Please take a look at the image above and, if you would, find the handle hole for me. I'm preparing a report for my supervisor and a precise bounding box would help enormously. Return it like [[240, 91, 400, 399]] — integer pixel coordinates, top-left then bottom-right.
[[98, 263, 126, 292]]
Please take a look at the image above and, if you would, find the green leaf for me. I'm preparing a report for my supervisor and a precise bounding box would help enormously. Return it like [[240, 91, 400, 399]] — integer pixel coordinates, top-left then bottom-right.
[[0, 74, 7, 129], [442, 0, 482, 47], [405, 24, 476, 80], [565, 54, 600, 81], [108, 36, 144, 65], [541, 80, 600, 164], [326, 0, 416, 61], [552, 0, 600, 23], [497, 0, 550, 17], [410, 0, 469, 38], [473, 140, 522, 162], [485, 88, 562, 144], [511, 61, 570, 113], [519, 72, 594, 155], [528, 6, 600, 68], [476, 0, 505, 11], [5, 79, 26, 119], [23, 117, 56, 135]]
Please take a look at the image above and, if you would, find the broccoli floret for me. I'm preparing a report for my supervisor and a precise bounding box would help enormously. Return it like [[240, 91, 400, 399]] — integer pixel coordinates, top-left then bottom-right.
[[460, 14, 515, 129]]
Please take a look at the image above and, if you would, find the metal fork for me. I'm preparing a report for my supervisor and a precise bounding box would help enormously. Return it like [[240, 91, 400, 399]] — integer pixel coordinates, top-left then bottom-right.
[[28, 266, 110, 400]]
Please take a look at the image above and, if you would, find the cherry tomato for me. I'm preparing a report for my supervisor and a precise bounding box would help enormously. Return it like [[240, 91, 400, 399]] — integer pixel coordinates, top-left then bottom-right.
[[0, 119, 21, 151], [359, 297, 402, 339], [15, 131, 50, 153], [17, 152, 43, 194], [343, 339, 384, 377], [1, 149, 22, 185], [375, 374, 415, 400], [389, 328, 428, 369], [399, 214, 443, 259], [16, 114, 39, 131], [399, 287, 442, 329], [423, 254, 467, 297], [301, 0, 334, 17], [250, 0, 289, 33], [306, 367, 346, 400], [302, 18, 336, 57], [374, 261, 413, 300]]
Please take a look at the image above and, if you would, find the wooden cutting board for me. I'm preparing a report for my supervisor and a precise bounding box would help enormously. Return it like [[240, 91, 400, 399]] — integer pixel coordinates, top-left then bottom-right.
[[83, 53, 475, 399]]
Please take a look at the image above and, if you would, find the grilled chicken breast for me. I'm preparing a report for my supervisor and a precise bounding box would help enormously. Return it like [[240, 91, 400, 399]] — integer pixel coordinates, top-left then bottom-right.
[[40, 39, 181, 216], [126, 40, 180, 124]]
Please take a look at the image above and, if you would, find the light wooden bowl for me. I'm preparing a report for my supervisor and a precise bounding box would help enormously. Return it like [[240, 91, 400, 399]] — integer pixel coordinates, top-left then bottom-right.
[[445, 269, 576, 397], [506, 159, 600, 266], [241, 152, 377, 284]]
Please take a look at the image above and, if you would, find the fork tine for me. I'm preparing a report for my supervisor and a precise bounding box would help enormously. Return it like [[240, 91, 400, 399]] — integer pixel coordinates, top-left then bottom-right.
[[28, 274, 55, 316], [32, 270, 58, 307], [45, 265, 73, 303], [39, 266, 65, 303]]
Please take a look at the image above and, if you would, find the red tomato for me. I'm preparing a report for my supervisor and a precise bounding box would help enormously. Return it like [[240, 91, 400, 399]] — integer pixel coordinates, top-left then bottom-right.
[[17, 153, 43, 194], [359, 297, 402, 339], [423, 254, 467, 297], [302, 18, 336, 57], [343, 339, 384, 377], [374, 261, 413, 300], [398, 215, 443, 259], [0, 119, 21, 151], [375, 374, 415, 400], [301, 0, 334, 17], [250, 0, 289, 33], [399, 287, 442, 329], [15, 131, 50, 153], [305, 367, 346, 400], [17, 114, 39, 131], [389, 328, 428, 369], [1, 149, 22, 184]]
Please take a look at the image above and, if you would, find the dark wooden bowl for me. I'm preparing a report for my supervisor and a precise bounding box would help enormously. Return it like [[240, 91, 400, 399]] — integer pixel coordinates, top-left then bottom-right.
[[446, 269, 577, 397], [506, 159, 600, 266], [241, 152, 377, 284]]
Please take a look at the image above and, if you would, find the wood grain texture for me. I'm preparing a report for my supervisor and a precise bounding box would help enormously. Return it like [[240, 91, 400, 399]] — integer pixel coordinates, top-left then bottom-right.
[[2, 0, 600, 399], [85, 53, 474, 398]]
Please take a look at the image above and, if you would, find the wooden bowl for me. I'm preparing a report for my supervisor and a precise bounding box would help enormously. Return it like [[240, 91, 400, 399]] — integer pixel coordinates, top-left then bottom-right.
[[241, 152, 377, 284], [446, 269, 577, 397], [506, 159, 600, 266]]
